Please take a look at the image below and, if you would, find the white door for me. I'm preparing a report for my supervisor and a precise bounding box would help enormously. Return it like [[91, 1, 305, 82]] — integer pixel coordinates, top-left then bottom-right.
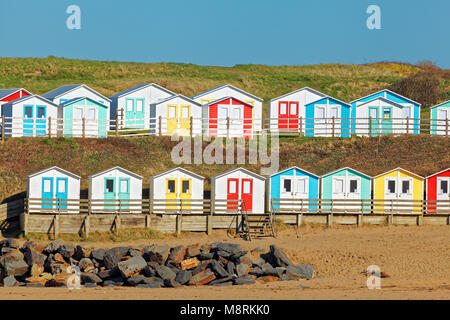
[[294, 176, 309, 212], [345, 177, 361, 210], [436, 177, 450, 211], [403, 107, 412, 134], [73, 107, 84, 136], [86, 107, 98, 137], [315, 106, 326, 137], [328, 106, 340, 136], [217, 105, 228, 137], [437, 109, 448, 135], [279, 176, 294, 211]]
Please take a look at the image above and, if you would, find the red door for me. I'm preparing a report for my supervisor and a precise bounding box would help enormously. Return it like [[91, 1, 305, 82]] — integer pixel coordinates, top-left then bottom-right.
[[278, 101, 299, 131], [241, 179, 253, 212], [227, 178, 239, 210]]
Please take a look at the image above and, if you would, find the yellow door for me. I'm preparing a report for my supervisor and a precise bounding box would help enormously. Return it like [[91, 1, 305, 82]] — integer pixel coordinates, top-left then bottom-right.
[[179, 105, 191, 136], [180, 179, 192, 210], [167, 104, 178, 135], [166, 178, 177, 210]]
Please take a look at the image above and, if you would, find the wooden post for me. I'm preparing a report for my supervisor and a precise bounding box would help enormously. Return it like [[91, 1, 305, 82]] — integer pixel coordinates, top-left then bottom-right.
[[357, 214, 363, 227], [327, 213, 333, 227], [54, 215, 60, 238], [48, 117, 52, 138], [145, 214, 151, 229], [115, 112, 119, 136], [227, 117, 230, 139], [296, 213, 302, 227], [84, 215, 90, 238], [114, 215, 121, 234], [176, 213, 182, 235], [206, 214, 212, 235], [158, 116, 162, 136], [417, 214, 423, 226], [190, 116, 194, 137], [299, 116, 303, 136], [1, 115, 4, 142], [20, 212, 28, 236], [446, 119, 449, 138], [406, 117, 409, 135], [332, 117, 335, 137], [82, 118, 86, 138], [369, 117, 372, 137]]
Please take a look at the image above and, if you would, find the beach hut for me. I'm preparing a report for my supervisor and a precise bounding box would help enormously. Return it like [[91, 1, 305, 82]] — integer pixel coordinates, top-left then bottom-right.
[[110, 83, 175, 130], [350, 89, 420, 135], [1, 95, 58, 137], [430, 101, 450, 135], [268, 87, 326, 133], [42, 84, 111, 108], [211, 167, 266, 214], [203, 97, 256, 139], [321, 167, 372, 211], [150, 167, 204, 211], [373, 168, 424, 214], [0, 88, 32, 117], [426, 168, 450, 213], [268, 167, 320, 212], [304, 96, 351, 137], [27, 166, 80, 212], [59, 97, 109, 138], [191, 84, 263, 132], [89, 167, 143, 213], [150, 95, 203, 136]]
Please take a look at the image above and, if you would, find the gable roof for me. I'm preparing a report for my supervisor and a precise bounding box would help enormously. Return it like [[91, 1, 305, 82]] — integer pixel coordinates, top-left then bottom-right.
[[306, 95, 351, 108], [269, 87, 326, 103], [89, 166, 143, 180], [373, 167, 424, 180], [152, 167, 204, 180], [110, 83, 176, 99], [350, 89, 420, 106], [425, 168, 450, 179], [191, 84, 263, 102], [2, 94, 59, 108], [355, 96, 409, 109], [270, 166, 320, 178], [28, 166, 81, 180], [0, 88, 32, 100], [154, 94, 202, 107], [430, 100, 450, 109], [321, 167, 372, 179], [42, 84, 111, 102], [205, 96, 255, 108], [212, 167, 265, 181], [60, 97, 108, 108]]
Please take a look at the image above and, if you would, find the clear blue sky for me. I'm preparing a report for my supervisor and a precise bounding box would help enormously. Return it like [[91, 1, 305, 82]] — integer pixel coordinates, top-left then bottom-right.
[[0, 0, 449, 68]]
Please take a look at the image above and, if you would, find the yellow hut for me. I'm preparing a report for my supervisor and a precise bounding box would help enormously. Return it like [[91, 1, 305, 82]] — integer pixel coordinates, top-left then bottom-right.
[[373, 168, 424, 214]]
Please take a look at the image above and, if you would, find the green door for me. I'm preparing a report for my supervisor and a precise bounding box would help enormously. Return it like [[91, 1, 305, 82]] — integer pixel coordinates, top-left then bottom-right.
[[118, 178, 130, 210], [381, 107, 393, 134], [125, 98, 135, 127], [368, 106, 379, 136], [104, 178, 116, 211]]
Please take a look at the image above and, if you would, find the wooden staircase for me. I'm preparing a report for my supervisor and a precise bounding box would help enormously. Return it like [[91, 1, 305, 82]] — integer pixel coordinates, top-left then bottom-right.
[[240, 201, 276, 241]]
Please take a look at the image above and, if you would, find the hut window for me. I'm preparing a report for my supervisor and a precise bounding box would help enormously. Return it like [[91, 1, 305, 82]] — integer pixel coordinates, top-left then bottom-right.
[[334, 179, 344, 193], [24, 106, 33, 118], [369, 108, 377, 119], [316, 107, 325, 119], [57, 179, 66, 193], [74, 108, 83, 119], [243, 180, 251, 194], [279, 103, 287, 115], [296, 179, 306, 193], [126, 99, 133, 112], [136, 100, 144, 112], [349, 180, 358, 193], [167, 180, 176, 193], [37, 106, 46, 119], [383, 108, 391, 119], [387, 180, 396, 193], [440, 180, 448, 194], [403, 107, 411, 118], [181, 106, 189, 119], [290, 103, 297, 115], [106, 179, 114, 193], [182, 180, 190, 193], [283, 179, 292, 192], [401, 180, 410, 194], [120, 180, 128, 193], [438, 109, 447, 120], [168, 106, 177, 118], [87, 109, 95, 120], [228, 180, 237, 193], [43, 179, 52, 193]]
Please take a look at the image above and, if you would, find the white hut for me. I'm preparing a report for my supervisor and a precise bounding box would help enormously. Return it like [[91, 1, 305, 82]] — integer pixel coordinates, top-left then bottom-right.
[[27, 166, 80, 213], [211, 167, 266, 214], [89, 167, 143, 213], [42, 84, 111, 108]]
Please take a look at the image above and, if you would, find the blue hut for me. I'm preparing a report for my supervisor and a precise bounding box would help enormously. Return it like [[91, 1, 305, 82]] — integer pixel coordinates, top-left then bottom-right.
[[304, 96, 351, 137], [268, 166, 320, 212]]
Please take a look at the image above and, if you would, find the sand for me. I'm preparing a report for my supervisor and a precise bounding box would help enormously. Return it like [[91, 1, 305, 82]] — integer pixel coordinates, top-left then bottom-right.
[[1, 225, 449, 300]]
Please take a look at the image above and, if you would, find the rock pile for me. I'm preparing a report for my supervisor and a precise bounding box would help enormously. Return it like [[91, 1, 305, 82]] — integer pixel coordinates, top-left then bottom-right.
[[0, 238, 315, 288]]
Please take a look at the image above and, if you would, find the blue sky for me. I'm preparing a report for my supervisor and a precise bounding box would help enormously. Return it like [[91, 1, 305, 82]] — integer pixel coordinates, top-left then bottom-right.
[[0, 0, 449, 68]]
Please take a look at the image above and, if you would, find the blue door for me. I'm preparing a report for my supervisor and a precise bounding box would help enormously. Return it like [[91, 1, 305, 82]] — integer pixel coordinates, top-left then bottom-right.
[[42, 177, 54, 209], [23, 105, 34, 136], [36, 105, 47, 136], [56, 177, 68, 209]]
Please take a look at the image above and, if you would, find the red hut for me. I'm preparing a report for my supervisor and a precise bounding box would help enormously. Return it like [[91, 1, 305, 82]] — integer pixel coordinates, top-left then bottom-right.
[[426, 168, 450, 214]]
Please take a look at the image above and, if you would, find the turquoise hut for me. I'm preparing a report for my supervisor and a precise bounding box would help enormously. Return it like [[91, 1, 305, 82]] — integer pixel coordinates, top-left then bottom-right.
[[430, 100, 450, 135], [321, 167, 372, 212], [59, 97, 109, 138], [304, 96, 351, 137]]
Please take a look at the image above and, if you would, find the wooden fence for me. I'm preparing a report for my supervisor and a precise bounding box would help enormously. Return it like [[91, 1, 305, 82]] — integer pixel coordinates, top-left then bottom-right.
[[0, 198, 25, 222]]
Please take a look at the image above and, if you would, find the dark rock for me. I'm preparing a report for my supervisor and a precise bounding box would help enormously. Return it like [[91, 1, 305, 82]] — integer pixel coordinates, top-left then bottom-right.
[[128, 248, 142, 257], [73, 245, 91, 260], [168, 246, 186, 265], [251, 247, 266, 253], [103, 248, 123, 269], [174, 270, 192, 285], [81, 272, 102, 284], [143, 266, 156, 277], [236, 263, 250, 276], [263, 267, 285, 278], [260, 263, 273, 271], [58, 245, 75, 258], [78, 258, 95, 273], [208, 276, 235, 286], [210, 260, 229, 278], [164, 278, 182, 288], [154, 265, 176, 281], [91, 248, 106, 261], [197, 252, 214, 261], [192, 260, 212, 276], [1, 247, 14, 255], [146, 245, 170, 265], [248, 268, 264, 277], [84, 283, 97, 288], [98, 269, 119, 279], [185, 244, 201, 258], [26, 283, 44, 287], [127, 275, 145, 286], [142, 276, 164, 287], [44, 240, 64, 254], [227, 261, 236, 275], [0, 250, 29, 277], [215, 250, 232, 259], [234, 275, 256, 285], [22, 246, 46, 266], [102, 277, 124, 287], [117, 255, 147, 278], [211, 242, 242, 255], [199, 244, 211, 253], [3, 275, 18, 287], [285, 265, 315, 280], [229, 251, 248, 261], [211, 281, 233, 287], [189, 270, 216, 286], [269, 245, 293, 267], [0, 238, 19, 249]]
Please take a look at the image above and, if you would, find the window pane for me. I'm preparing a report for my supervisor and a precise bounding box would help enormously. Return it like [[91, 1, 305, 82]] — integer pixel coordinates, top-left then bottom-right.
[[440, 181, 448, 194], [279, 103, 287, 115], [136, 100, 143, 112], [388, 180, 396, 193], [243, 181, 251, 194], [106, 179, 114, 193], [349, 180, 358, 193], [296, 179, 306, 193], [370, 108, 377, 118], [232, 108, 242, 119], [290, 103, 297, 115], [57, 180, 66, 193], [74, 108, 83, 119], [88, 109, 95, 120], [334, 179, 344, 193], [120, 180, 128, 193], [43, 179, 52, 193], [182, 180, 190, 193], [316, 108, 325, 118], [402, 181, 410, 194], [438, 110, 447, 120], [25, 106, 33, 118], [218, 107, 228, 118], [383, 109, 391, 119], [403, 107, 411, 118], [168, 106, 176, 118], [330, 107, 338, 118], [283, 179, 292, 192], [167, 180, 175, 193], [229, 180, 237, 193], [181, 106, 189, 119], [126, 100, 133, 111], [37, 107, 45, 118]]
